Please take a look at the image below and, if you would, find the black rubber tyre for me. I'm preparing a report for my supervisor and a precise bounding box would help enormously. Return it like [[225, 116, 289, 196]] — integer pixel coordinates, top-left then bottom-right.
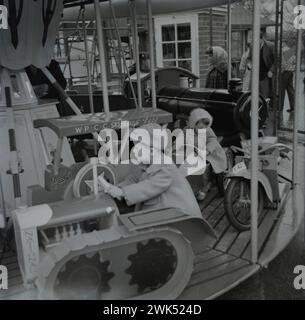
[[224, 178, 265, 232]]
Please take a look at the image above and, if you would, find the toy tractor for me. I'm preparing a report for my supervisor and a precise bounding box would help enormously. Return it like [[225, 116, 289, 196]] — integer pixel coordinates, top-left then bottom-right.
[[13, 108, 216, 299]]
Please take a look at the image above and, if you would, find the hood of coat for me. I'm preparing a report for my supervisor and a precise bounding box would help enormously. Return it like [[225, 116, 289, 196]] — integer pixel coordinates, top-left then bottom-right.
[[188, 108, 213, 129]]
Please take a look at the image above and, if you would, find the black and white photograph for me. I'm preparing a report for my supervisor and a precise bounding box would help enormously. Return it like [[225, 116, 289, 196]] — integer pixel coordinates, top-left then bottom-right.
[[0, 0, 305, 310]]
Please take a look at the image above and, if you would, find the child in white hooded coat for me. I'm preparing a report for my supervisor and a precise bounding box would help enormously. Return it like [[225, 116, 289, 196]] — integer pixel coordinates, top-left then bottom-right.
[[188, 108, 227, 200]]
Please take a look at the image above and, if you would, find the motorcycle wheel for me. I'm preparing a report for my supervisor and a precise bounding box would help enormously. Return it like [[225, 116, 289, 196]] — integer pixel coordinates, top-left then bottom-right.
[[224, 178, 265, 232]]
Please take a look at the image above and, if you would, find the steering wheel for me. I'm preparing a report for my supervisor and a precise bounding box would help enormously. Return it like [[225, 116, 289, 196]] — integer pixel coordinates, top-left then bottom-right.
[[73, 162, 117, 198]]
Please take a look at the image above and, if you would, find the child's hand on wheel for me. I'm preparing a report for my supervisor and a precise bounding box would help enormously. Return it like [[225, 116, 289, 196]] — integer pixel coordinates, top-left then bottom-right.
[[107, 185, 124, 200]]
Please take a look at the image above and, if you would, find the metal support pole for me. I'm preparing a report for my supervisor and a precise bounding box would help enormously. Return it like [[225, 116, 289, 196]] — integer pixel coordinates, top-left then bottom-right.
[[62, 9, 83, 87], [109, 0, 139, 108], [64, 35, 74, 89], [94, 0, 110, 118], [42, 67, 82, 115], [82, 8, 95, 115], [0, 174, 7, 228], [90, 30, 97, 82], [91, 158, 99, 196], [278, 0, 284, 128], [130, 0, 143, 109], [250, 0, 261, 264], [209, 8, 213, 47], [273, 0, 280, 136], [227, 0, 232, 84], [109, 21, 124, 93], [146, 0, 157, 109], [292, 5, 302, 187]]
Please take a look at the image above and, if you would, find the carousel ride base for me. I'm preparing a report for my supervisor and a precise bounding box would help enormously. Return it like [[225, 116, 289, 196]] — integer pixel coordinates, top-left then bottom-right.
[[179, 183, 303, 300], [0, 179, 302, 300]]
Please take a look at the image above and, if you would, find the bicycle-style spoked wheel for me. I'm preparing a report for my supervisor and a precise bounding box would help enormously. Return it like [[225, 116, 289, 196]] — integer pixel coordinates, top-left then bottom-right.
[[224, 179, 264, 232]]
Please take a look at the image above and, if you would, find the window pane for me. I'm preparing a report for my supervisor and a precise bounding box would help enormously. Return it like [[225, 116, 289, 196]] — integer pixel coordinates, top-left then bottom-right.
[[163, 43, 176, 59], [178, 60, 192, 71], [177, 23, 191, 40], [162, 25, 175, 42], [163, 60, 176, 67], [178, 42, 191, 59]]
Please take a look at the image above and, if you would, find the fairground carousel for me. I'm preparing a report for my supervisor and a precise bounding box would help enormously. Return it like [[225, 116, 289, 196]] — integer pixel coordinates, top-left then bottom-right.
[[0, 0, 303, 300]]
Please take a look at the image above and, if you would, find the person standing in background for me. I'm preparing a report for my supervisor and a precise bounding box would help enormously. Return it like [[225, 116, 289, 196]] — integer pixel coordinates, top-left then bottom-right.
[[240, 43, 252, 91], [259, 31, 275, 99], [205, 46, 228, 89], [280, 42, 296, 113]]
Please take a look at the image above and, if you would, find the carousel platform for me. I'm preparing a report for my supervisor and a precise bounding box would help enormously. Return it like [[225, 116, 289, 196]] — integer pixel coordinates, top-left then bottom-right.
[[179, 183, 303, 300], [0, 180, 303, 300]]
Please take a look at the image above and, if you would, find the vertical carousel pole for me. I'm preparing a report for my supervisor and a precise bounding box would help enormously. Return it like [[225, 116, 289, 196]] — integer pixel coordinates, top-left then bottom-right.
[[130, 0, 143, 109], [146, 0, 157, 109], [292, 1, 303, 230], [293, 2, 303, 187], [209, 8, 213, 47], [91, 158, 99, 196], [109, 0, 139, 108], [64, 35, 74, 89], [90, 30, 97, 82], [94, 0, 110, 118], [109, 22, 124, 93], [227, 0, 232, 84], [0, 174, 6, 228], [273, 0, 280, 136], [250, 0, 261, 264], [82, 8, 95, 115], [278, 0, 284, 128]]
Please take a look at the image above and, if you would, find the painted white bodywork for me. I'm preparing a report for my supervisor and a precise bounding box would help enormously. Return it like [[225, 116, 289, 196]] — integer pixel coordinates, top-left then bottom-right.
[[0, 101, 75, 217]]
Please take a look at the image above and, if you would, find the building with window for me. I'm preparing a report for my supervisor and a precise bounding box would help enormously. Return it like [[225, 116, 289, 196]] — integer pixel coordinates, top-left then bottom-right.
[[154, 7, 227, 86], [153, 5, 275, 86], [58, 6, 275, 90]]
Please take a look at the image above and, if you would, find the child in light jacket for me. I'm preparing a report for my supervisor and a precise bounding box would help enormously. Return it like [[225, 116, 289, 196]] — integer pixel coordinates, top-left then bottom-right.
[[98, 123, 216, 239], [188, 108, 227, 200]]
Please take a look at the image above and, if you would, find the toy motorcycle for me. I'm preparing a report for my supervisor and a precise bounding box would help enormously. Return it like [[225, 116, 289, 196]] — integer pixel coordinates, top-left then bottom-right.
[[224, 137, 292, 231]]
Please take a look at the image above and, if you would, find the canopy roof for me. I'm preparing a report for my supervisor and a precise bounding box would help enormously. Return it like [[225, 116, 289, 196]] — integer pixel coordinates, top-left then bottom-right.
[[63, 0, 238, 20], [231, 6, 275, 30]]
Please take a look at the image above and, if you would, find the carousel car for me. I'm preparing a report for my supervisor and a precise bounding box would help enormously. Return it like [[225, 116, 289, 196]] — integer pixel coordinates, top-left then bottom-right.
[[13, 112, 218, 300]]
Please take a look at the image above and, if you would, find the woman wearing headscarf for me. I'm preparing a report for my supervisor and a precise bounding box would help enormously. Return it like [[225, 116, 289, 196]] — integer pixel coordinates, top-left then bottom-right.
[[240, 43, 252, 91], [205, 46, 228, 89]]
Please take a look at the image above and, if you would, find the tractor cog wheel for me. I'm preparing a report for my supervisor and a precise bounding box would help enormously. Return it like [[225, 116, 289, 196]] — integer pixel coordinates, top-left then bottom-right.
[[54, 252, 114, 299], [125, 239, 177, 293]]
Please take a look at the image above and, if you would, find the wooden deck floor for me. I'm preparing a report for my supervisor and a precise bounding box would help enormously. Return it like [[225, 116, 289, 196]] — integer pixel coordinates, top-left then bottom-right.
[[179, 183, 303, 300], [0, 184, 303, 300]]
